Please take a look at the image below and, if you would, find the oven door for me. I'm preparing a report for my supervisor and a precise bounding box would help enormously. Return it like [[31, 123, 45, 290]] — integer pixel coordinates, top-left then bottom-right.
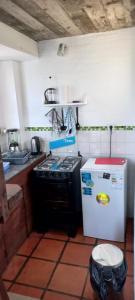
[[33, 176, 74, 212]]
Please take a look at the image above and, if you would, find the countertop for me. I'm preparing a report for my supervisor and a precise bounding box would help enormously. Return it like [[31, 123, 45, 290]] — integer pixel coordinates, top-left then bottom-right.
[[4, 153, 45, 181]]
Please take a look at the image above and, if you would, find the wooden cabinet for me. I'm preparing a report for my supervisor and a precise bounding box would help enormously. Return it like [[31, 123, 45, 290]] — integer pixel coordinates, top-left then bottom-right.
[[0, 154, 45, 275], [0, 159, 9, 222], [7, 155, 45, 234], [0, 226, 7, 275], [4, 187, 27, 262], [0, 156, 8, 275], [0, 185, 27, 275]]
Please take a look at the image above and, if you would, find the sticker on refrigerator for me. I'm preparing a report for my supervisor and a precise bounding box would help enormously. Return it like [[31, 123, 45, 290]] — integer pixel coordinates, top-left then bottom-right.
[[81, 173, 94, 188], [82, 187, 92, 196], [96, 193, 110, 206], [111, 175, 123, 190]]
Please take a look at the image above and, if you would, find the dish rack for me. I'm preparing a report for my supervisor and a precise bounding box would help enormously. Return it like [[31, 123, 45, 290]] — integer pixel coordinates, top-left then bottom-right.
[[2, 150, 30, 165]]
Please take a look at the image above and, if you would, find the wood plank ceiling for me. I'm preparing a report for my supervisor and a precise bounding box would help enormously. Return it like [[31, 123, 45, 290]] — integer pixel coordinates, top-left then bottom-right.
[[0, 0, 135, 41]]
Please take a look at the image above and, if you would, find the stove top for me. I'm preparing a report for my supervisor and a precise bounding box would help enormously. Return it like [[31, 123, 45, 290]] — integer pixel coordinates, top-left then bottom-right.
[[34, 156, 81, 172]]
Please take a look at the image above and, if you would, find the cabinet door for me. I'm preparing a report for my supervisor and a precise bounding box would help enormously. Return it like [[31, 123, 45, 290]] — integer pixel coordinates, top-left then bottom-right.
[[0, 225, 7, 275], [3, 199, 27, 261], [0, 159, 9, 222], [0, 277, 9, 300], [7, 155, 46, 234]]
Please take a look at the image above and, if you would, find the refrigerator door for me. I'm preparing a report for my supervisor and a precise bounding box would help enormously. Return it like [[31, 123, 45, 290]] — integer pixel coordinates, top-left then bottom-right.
[[81, 169, 126, 242]]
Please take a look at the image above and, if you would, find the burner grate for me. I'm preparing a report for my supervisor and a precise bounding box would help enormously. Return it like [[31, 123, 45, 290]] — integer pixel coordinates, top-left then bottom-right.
[[35, 156, 80, 172], [58, 163, 73, 171]]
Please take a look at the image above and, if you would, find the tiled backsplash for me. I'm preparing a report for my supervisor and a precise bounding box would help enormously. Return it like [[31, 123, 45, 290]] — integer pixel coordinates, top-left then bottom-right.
[[24, 126, 135, 157]]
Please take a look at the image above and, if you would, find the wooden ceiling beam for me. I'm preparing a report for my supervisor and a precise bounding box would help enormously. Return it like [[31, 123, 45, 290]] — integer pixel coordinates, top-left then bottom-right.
[[0, 21, 38, 57], [0, 0, 134, 41], [0, 0, 57, 39], [84, 0, 111, 32], [101, 0, 132, 29], [12, 0, 69, 37], [32, 0, 82, 35]]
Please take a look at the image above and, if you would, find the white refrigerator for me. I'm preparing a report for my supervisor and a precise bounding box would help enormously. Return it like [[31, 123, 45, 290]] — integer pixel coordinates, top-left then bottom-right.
[[80, 158, 127, 242]]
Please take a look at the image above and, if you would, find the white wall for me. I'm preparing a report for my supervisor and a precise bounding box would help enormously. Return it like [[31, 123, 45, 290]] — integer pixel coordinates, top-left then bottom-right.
[[20, 27, 135, 217], [0, 61, 26, 151], [0, 22, 38, 58], [0, 61, 20, 129], [21, 27, 135, 126]]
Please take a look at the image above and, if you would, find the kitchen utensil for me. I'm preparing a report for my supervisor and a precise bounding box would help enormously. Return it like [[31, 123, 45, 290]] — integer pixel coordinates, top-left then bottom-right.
[[65, 107, 76, 134], [9, 142, 20, 152], [31, 136, 41, 155], [76, 107, 80, 130], [44, 88, 58, 104], [45, 108, 62, 133], [61, 108, 67, 131], [109, 125, 113, 157], [7, 128, 20, 152]]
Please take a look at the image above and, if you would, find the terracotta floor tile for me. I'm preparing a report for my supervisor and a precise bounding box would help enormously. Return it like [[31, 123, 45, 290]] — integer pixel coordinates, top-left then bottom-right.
[[49, 263, 87, 296], [3, 281, 12, 290], [10, 283, 43, 298], [83, 275, 96, 300], [97, 239, 125, 250], [43, 291, 78, 300], [126, 251, 134, 276], [32, 239, 65, 261], [123, 276, 134, 300], [30, 231, 44, 238], [17, 258, 56, 288], [44, 230, 69, 241], [17, 235, 40, 256], [83, 275, 134, 300], [2, 256, 26, 281], [61, 242, 92, 267], [70, 227, 96, 245]]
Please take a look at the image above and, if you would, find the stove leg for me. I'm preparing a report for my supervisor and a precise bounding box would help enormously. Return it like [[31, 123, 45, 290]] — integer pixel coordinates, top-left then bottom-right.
[[68, 226, 77, 238]]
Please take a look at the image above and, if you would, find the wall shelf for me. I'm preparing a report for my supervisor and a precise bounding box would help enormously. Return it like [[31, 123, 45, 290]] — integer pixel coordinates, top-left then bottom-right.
[[44, 101, 87, 107]]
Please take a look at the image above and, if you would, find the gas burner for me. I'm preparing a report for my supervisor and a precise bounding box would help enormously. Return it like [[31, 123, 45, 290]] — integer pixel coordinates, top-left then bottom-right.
[[38, 156, 60, 170], [63, 157, 78, 164], [46, 156, 60, 163], [58, 163, 73, 171]]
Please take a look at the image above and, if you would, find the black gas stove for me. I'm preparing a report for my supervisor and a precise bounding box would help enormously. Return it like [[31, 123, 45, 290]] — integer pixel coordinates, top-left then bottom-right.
[[32, 155, 82, 237]]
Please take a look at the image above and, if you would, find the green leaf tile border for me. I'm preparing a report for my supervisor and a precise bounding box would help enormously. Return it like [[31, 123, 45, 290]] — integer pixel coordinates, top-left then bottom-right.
[[25, 126, 135, 132]]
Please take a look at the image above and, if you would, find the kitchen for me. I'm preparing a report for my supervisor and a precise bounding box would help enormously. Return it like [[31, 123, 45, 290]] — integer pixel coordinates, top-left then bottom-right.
[[0, 1, 134, 300]]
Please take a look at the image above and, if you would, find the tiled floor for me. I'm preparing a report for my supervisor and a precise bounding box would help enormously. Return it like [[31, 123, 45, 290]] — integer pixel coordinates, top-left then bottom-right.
[[2, 218, 134, 300]]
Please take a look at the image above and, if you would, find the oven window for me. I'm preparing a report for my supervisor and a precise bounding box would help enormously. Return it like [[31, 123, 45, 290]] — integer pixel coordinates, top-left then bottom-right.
[[36, 179, 72, 211]]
